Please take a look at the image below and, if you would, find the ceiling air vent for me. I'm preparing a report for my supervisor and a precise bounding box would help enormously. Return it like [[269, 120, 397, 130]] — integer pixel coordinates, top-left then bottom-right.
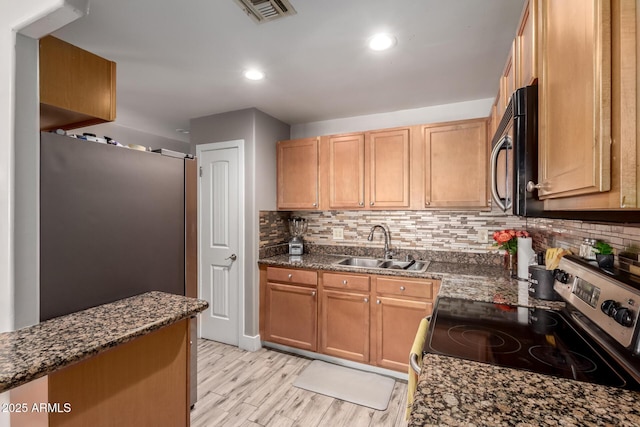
[[234, 0, 297, 23]]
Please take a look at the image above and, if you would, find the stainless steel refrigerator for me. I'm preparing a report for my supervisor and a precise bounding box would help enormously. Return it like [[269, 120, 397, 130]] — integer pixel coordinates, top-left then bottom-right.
[[40, 131, 199, 406]]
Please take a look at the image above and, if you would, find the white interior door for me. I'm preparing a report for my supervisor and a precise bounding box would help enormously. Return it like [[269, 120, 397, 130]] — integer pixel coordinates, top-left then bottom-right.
[[198, 141, 242, 345]]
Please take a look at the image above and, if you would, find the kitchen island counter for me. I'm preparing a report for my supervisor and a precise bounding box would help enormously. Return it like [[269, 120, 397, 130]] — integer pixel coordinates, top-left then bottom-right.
[[409, 353, 640, 426], [0, 291, 208, 393]]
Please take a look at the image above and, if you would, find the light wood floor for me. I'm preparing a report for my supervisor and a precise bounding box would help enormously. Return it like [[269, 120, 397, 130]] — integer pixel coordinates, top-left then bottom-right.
[[190, 339, 409, 427]]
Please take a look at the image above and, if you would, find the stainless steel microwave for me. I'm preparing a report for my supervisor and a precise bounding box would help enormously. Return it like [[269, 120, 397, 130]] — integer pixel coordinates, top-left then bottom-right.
[[490, 85, 543, 217]]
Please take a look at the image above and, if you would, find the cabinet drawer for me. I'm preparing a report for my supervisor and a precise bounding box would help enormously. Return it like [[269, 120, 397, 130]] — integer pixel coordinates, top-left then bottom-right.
[[322, 272, 370, 292], [267, 267, 317, 286], [375, 277, 435, 299]]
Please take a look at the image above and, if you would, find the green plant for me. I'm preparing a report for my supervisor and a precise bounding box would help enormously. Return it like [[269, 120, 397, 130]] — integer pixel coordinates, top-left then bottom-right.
[[594, 241, 613, 255]]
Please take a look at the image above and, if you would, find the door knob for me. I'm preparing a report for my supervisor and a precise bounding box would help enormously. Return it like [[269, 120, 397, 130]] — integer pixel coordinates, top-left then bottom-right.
[[226, 254, 237, 261]]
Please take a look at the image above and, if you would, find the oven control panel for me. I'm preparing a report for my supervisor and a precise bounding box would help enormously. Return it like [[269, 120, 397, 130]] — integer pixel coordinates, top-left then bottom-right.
[[554, 257, 640, 349]]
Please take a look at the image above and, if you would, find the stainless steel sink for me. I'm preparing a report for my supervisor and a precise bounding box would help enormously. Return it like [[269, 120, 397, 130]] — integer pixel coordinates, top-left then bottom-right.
[[333, 257, 429, 273], [335, 257, 385, 268]]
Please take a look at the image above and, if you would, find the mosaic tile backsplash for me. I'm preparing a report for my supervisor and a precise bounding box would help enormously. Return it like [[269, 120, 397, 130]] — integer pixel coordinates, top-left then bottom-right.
[[259, 210, 640, 266]]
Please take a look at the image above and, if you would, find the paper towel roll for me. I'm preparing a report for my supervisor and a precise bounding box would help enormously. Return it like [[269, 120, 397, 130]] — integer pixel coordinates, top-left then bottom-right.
[[517, 237, 535, 280]]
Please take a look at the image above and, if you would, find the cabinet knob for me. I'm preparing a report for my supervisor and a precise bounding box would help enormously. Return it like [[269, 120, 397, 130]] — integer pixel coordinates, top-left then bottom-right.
[[312, 202, 317, 207], [342, 280, 348, 285], [425, 201, 430, 206], [376, 299, 381, 304], [311, 291, 316, 297], [370, 201, 375, 206], [288, 274, 293, 279], [526, 181, 547, 193], [364, 298, 369, 303], [359, 201, 364, 207], [400, 286, 406, 291]]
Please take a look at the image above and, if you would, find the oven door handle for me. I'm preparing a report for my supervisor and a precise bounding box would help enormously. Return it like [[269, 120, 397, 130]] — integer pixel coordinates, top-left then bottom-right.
[[410, 353, 422, 375], [410, 315, 431, 375], [490, 135, 512, 212]]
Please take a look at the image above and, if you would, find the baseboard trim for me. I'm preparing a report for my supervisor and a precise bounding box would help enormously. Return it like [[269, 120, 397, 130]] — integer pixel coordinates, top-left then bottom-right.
[[261, 341, 409, 381], [239, 334, 262, 352]]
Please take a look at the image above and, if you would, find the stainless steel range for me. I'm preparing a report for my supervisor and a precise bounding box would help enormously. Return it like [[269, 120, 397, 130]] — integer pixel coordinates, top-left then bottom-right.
[[423, 255, 640, 390]]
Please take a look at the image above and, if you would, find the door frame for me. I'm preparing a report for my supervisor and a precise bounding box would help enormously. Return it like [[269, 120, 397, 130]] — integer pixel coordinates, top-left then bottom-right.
[[196, 140, 246, 346]]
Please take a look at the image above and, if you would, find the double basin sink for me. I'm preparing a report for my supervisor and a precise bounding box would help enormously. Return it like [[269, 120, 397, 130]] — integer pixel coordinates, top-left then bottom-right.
[[333, 257, 429, 273]]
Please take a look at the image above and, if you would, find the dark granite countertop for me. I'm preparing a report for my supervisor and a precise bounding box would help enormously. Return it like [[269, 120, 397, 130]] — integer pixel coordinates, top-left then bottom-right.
[[258, 253, 434, 278], [258, 254, 564, 309], [409, 354, 640, 427], [0, 291, 208, 393]]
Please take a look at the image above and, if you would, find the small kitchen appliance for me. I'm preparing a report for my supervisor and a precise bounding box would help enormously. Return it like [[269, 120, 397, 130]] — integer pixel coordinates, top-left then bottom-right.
[[421, 255, 640, 390], [288, 217, 307, 256], [528, 265, 562, 301], [490, 85, 543, 217]]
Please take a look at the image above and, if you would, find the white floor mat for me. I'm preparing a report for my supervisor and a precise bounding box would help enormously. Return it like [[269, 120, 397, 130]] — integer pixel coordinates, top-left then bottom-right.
[[292, 360, 395, 411]]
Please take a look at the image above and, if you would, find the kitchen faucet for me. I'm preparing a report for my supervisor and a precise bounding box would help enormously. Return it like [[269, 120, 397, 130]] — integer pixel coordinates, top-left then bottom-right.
[[368, 224, 393, 259]]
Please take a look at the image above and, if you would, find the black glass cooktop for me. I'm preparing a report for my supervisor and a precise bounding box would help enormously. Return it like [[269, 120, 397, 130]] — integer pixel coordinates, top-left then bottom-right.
[[425, 297, 630, 388]]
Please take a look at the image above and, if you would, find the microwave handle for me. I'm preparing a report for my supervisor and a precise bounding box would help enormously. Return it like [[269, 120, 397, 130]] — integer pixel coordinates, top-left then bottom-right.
[[490, 136, 511, 212]]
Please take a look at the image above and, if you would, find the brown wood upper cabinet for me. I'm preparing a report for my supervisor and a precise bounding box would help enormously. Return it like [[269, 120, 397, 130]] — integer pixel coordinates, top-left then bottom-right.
[[516, 0, 538, 87], [40, 36, 116, 131], [423, 119, 488, 208], [368, 128, 411, 208], [324, 133, 366, 209], [277, 137, 320, 210], [318, 127, 412, 210], [496, 42, 516, 120], [542, 0, 639, 211], [537, 0, 612, 199]]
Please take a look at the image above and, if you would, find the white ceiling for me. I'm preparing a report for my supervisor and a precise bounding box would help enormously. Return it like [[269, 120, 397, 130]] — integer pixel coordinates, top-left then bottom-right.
[[52, 0, 526, 142]]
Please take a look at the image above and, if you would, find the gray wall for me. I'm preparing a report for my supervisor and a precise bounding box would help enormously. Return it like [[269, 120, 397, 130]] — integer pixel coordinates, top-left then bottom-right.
[[77, 122, 193, 155], [190, 108, 289, 344], [13, 33, 40, 329]]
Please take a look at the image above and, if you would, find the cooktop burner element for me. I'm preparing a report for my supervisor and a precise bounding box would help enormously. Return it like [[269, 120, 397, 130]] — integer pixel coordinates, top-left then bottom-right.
[[426, 298, 629, 388], [528, 345, 597, 373], [447, 325, 521, 354]]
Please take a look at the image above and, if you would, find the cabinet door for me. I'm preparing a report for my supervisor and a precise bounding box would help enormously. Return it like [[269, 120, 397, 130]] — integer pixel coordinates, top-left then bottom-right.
[[277, 138, 319, 209], [516, 0, 538, 87], [538, 0, 611, 198], [326, 134, 365, 209], [368, 129, 410, 208], [40, 36, 117, 131], [265, 282, 317, 351], [373, 296, 432, 372], [423, 120, 488, 208], [503, 41, 516, 103], [320, 290, 370, 363]]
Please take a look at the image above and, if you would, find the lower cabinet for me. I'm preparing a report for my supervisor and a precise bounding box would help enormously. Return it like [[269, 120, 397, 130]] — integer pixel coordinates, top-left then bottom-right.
[[319, 272, 371, 363], [372, 297, 432, 371], [264, 267, 318, 351], [372, 276, 438, 371], [260, 265, 440, 372]]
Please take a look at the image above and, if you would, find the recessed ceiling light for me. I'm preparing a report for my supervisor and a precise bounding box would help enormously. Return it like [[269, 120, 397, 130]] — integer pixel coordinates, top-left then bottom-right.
[[368, 33, 396, 51], [244, 69, 265, 80]]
